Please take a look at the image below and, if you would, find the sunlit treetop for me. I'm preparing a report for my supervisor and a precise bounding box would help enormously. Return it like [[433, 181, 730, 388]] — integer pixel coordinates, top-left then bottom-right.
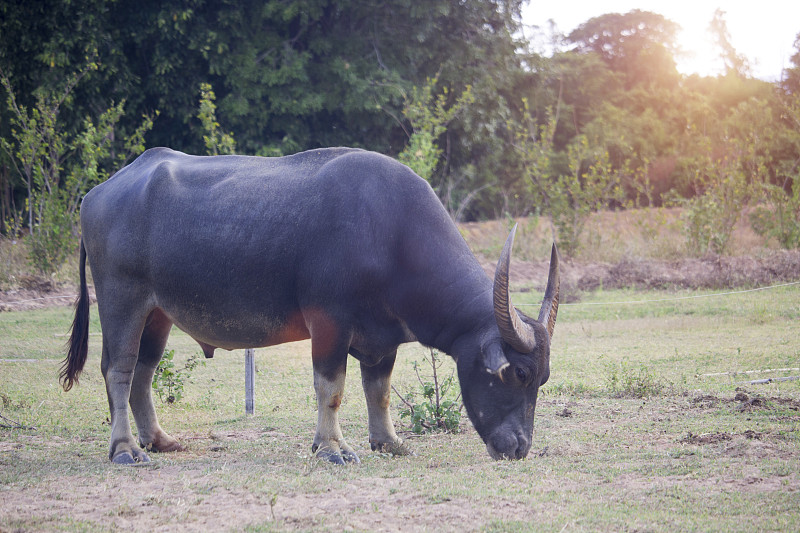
[[566, 9, 680, 88]]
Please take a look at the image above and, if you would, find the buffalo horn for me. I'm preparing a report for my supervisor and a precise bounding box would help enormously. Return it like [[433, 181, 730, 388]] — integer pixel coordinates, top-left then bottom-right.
[[493, 225, 538, 355], [537, 243, 560, 340]]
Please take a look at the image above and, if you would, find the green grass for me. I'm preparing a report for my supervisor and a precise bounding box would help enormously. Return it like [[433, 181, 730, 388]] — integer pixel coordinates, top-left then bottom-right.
[[1, 284, 799, 531]]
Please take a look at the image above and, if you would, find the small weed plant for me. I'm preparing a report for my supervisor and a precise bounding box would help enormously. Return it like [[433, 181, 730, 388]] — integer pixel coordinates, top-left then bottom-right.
[[152, 349, 204, 403], [395, 348, 462, 434], [605, 361, 665, 398]]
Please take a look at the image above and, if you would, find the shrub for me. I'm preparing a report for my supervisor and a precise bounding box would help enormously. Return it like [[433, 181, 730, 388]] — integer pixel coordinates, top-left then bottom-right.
[[749, 179, 800, 249], [675, 155, 750, 256], [1, 64, 154, 275], [395, 348, 462, 434], [27, 193, 75, 276], [198, 83, 236, 156], [152, 349, 204, 404]]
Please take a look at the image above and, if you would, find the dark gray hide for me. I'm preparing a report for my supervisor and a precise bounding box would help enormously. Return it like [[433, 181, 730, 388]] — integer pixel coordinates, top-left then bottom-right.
[[61, 147, 559, 464]]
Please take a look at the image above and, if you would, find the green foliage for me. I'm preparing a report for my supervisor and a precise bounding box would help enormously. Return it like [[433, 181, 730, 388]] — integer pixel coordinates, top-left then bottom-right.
[[512, 103, 629, 257], [749, 94, 800, 250], [0, 63, 154, 273], [1, 0, 799, 228], [548, 137, 628, 256], [605, 361, 665, 398], [198, 83, 235, 156], [1, 65, 88, 274], [566, 10, 681, 88], [26, 193, 74, 275], [398, 78, 474, 183], [512, 99, 556, 204], [676, 153, 751, 256], [1, 0, 528, 222], [783, 31, 800, 94], [397, 349, 462, 434], [750, 180, 800, 249], [151, 349, 205, 404]]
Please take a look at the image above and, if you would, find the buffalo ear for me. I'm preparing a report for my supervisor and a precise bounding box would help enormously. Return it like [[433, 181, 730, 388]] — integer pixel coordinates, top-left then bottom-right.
[[537, 243, 560, 340], [482, 343, 509, 375]]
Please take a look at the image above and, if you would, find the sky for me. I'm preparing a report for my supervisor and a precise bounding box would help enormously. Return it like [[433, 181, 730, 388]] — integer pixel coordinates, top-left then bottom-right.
[[521, 1, 800, 81]]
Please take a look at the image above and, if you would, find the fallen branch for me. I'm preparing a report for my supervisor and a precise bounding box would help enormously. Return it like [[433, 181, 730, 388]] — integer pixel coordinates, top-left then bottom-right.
[[0, 411, 36, 430]]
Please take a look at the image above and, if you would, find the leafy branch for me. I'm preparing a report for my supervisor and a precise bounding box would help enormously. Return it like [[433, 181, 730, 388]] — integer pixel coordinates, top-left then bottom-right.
[[392, 348, 462, 434]]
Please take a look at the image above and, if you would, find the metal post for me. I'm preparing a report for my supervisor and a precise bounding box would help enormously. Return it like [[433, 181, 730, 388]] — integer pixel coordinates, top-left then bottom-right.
[[245, 348, 255, 415]]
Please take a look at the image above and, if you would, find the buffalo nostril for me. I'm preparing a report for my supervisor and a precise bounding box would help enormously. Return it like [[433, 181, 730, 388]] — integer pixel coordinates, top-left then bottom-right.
[[489, 433, 516, 460], [489, 432, 532, 460]]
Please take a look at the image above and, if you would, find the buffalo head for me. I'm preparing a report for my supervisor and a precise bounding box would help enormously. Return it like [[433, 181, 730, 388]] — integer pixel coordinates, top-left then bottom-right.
[[457, 226, 559, 460]]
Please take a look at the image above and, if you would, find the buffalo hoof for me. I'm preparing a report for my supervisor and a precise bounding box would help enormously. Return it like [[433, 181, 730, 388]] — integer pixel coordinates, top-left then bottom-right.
[[111, 450, 150, 465], [141, 438, 184, 453], [341, 449, 361, 464], [371, 440, 416, 457], [312, 444, 361, 465]]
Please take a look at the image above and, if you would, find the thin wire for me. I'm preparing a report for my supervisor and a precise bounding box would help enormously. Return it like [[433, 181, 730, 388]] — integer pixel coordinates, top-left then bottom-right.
[[3, 280, 800, 308], [516, 280, 800, 307]]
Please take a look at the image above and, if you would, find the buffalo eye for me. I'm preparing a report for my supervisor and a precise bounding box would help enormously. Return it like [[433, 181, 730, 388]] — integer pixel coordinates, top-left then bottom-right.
[[515, 366, 529, 385]]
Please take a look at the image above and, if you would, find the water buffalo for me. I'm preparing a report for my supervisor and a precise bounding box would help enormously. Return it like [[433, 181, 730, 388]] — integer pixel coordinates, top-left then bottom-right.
[[61, 147, 559, 464]]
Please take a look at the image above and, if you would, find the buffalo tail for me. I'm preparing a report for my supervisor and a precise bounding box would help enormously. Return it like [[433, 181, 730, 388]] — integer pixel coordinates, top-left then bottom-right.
[[60, 239, 90, 391]]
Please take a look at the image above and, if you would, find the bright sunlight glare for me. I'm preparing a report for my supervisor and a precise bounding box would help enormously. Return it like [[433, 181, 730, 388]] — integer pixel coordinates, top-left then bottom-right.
[[522, 0, 800, 80]]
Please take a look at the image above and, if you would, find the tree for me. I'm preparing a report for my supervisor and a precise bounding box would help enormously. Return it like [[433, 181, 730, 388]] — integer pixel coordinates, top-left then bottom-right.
[[708, 9, 749, 77], [1, 0, 528, 222], [3, 2, 797, 229], [197, 83, 235, 156], [566, 10, 680, 89], [782, 32, 800, 95], [749, 88, 800, 249], [1, 63, 153, 273], [397, 77, 474, 184]]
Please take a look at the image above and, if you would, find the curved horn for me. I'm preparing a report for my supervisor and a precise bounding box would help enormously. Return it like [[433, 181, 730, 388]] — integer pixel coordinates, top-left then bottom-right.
[[493, 225, 537, 354], [538, 243, 560, 340]]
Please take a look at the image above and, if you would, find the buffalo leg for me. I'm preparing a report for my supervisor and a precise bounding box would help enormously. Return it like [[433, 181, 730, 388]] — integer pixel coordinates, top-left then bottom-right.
[[129, 309, 183, 454], [311, 365, 360, 464], [360, 351, 413, 456], [307, 312, 359, 464], [99, 298, 152, 464]]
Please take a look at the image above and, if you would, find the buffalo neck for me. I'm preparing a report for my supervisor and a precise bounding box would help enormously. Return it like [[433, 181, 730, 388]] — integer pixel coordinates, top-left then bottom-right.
[[395, 256, 497, 357]]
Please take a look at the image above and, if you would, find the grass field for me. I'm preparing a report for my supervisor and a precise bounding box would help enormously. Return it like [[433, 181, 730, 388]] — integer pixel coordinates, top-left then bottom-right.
[[1, 281, 799, 531]]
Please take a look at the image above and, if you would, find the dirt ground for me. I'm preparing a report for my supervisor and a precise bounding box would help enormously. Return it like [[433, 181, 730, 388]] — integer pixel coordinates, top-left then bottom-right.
[[2, 393, 798, 532]]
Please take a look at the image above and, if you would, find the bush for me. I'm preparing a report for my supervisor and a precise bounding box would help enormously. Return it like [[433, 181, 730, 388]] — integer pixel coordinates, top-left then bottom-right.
[[152, 349, 204, 404], [1, 64, 153, 275], [674, 155, 750, 256], [27, 193, 75, 276], [512, 104, 630, 258], [749, 180, 800, 249], [395, 349, 462, 434]]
